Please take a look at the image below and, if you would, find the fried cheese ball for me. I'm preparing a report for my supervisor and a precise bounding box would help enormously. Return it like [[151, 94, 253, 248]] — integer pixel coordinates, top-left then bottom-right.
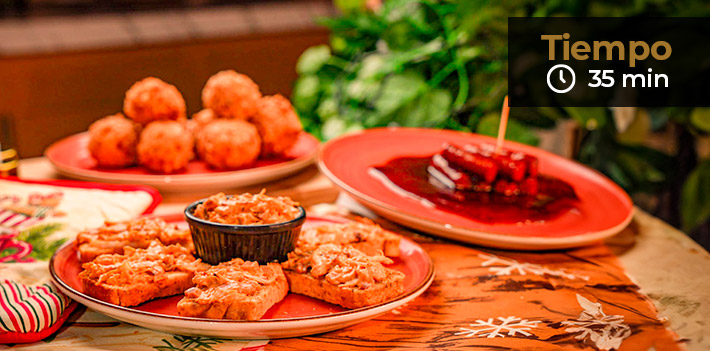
[[137, 121, 194, 173], [88, 113, 140, 168], [186, 108, 215, 137], [196, 120, 261, 170], [250, 94, 303, 157], [201, 70, 261, 120], [123, 77, 186, 125]]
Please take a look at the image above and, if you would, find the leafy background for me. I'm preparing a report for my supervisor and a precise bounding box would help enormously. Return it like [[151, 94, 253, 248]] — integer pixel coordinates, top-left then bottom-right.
[[291, 0, 710, 249]]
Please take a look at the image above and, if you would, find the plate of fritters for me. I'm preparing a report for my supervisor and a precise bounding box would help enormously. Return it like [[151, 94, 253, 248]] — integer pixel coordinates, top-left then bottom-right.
[[45, 71, 319, 192], [49, 214, 434, 339]]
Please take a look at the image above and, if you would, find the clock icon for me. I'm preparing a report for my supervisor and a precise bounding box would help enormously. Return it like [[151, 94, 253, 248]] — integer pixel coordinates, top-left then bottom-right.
[[546, 64, 576, 94]]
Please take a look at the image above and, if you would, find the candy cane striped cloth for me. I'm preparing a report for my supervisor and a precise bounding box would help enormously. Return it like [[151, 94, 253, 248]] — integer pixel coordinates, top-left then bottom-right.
[[0, 201, 76, 343], [0, 279, 75, 344], [0, 209, 42, 230]]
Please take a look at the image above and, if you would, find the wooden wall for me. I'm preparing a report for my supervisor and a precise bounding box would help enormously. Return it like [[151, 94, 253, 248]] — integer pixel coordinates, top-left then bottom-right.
[[0, 29, 329, 157]]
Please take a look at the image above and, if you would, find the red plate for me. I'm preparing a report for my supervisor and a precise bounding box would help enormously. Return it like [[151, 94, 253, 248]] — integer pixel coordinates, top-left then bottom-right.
[[45, 131, 319, 192], [49, 214, 434, 339], [318, 127, 633, 250]]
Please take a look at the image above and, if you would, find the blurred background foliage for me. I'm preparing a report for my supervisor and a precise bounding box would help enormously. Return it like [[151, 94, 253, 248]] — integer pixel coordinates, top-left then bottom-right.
[[291, 0, 710, 246]]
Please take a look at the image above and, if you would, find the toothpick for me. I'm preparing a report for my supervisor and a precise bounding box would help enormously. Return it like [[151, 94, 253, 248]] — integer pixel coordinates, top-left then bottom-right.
[[495, 96, 510, 154]]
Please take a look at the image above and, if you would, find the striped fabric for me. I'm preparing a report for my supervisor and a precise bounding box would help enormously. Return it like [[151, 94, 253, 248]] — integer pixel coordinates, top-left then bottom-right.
[[0, 280, 70, 333], [0, 209, 41, 229]]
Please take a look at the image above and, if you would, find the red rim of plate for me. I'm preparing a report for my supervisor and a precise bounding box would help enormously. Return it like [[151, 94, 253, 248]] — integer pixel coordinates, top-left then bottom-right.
[[49, 214, 435, 323], [317, 127, 634, 249], [44, 131, 319, 184]]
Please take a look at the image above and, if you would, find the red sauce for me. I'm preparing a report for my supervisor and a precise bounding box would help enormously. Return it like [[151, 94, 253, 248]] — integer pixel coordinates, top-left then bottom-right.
[[372, 156, 578, 224]]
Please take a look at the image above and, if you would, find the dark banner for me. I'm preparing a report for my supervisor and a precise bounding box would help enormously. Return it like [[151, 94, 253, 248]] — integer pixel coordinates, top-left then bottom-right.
[[508, 17, 710, 107]]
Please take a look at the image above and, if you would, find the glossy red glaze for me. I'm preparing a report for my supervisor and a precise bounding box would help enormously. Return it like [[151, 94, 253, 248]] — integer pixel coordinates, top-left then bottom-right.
[[374, 156, 577, 224], [319, 128, 633, 238]]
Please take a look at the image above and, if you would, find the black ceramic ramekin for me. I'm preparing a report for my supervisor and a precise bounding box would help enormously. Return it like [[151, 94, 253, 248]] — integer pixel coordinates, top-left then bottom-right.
[[184, 199, 306, 265]]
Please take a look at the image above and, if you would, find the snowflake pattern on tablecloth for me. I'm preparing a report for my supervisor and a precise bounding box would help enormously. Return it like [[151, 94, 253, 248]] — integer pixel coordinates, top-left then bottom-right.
[[478, 253, 590, 281], [562, 294, 631, 351], [455, 316, 541, 338]]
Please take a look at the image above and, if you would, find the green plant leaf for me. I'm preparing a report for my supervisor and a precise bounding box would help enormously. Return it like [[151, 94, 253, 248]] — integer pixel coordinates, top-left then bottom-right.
[[322, 117, 348, 141], [690, 107, 710, 133], [344, 122, 365, 134], [346, 78, 381, 102], [316, 97, 338, 121], [396, 88, 452, 127], [363, 111, 391, 127], [382, 21, 418, 51], [606, 162, 633, 190], [616, 150, 666, 187], [358, 54, 388, 80], [457, 46, 485, 63], [563, 106, 607, 130], [329, 35, 349, 54], [681, 160, 710, 232], [382, 0, 420, 21], [296, 45, 331, 75], [333, 0, 366, 14], [420, 89, 453, 126], [291, 76, 320, 113], [388, 38, 446, 67], [476, 114, 540, 146], [374, 72, 426, 116]]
